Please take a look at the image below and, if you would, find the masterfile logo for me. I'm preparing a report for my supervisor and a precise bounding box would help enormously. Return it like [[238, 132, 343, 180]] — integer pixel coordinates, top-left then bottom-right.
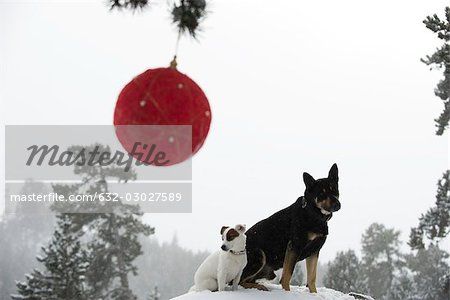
[[4, 125, 193, 214]]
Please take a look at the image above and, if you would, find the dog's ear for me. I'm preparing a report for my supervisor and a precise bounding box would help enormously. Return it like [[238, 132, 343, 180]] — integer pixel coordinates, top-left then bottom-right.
[[220, 226, 229, 235], [226, 229, 240, 241], [303, 172, 315, 189], [235, 224, 246, 233], [328, 163, 339, 182]]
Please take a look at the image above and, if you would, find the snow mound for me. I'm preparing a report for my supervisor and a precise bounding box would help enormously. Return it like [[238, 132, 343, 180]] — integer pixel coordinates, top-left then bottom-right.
[[172, 284, 371, 300]]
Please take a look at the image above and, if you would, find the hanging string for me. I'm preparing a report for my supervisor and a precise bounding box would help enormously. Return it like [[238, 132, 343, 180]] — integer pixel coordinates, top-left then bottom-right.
[[170, 29, 182, 69], [109, 0, 207, 70], [174, 27, 182, 56]]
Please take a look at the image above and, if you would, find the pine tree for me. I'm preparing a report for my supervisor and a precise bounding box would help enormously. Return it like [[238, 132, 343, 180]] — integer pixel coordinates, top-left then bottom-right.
[[84, 207, 153, 300], [360, 223, 401, 300], [389, 267, 414, 300], [324, 250, 366, 294], [11, 215, 89, 300], [1, 180, 55, 300], [407, 244, 449, 300], [409, 171, 450, 249], [405, 8, 450, 299], [422, 7, 450, 135], [51, 144, 154, 300], [390, 245, 450, 300]]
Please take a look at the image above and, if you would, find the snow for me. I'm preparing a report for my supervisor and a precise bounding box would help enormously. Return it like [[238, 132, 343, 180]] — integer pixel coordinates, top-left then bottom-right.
[[171, 284, 370, 300]]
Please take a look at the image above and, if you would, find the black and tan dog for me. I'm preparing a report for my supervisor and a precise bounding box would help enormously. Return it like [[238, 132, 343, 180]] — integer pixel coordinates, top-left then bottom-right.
[[240, 164, 341, 293]]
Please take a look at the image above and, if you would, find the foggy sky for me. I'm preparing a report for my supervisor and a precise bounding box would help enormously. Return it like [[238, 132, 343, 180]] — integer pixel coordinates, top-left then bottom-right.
[[1, 0, 449, 261]]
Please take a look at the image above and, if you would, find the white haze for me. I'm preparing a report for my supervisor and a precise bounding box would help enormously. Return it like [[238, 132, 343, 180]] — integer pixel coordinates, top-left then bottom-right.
[[1, 0, 449, 261]]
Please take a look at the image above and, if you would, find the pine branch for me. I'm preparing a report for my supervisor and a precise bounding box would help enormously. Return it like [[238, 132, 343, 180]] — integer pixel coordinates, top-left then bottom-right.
[[409, 171, 450, 249], [171, 0, 207, 38], [109, 0, 150, 10], [423, 7, 450, 135], [108, 0, 208, 38], [423, 7, 450, 42]]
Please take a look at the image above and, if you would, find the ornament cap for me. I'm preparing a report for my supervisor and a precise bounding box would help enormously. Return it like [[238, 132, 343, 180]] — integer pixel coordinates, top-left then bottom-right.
[[169, 56, 178, 69]]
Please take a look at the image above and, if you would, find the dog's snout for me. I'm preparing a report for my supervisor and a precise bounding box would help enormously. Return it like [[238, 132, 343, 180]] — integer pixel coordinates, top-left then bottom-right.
[[221, 245, 227, 251], [331, 201, 341, 212]]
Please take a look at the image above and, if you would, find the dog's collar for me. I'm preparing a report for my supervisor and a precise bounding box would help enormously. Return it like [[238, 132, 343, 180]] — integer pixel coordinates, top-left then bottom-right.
[[300, 197, 332, 222], [301, 197, 307, 208], [229, 249, 246, 255]]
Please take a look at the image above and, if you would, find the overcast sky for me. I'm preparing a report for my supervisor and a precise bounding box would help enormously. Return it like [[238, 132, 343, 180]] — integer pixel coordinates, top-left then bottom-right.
[[1, 0, 449, 261]]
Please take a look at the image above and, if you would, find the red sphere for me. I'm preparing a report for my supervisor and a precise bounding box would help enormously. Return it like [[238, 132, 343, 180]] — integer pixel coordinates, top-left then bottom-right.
[[114, 66, 211, 166]]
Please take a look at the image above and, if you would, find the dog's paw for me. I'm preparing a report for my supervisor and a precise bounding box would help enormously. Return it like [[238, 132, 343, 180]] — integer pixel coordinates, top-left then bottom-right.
[[256, 284, 269, 291]]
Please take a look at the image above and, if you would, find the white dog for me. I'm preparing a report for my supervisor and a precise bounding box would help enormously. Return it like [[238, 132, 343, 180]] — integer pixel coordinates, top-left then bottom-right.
[[190, 224, 247, 292]]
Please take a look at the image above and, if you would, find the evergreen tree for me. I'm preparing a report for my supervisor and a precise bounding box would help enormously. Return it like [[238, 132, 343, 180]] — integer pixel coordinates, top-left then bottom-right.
[[11, 215, 89, 300], [405, 8, 450, 299], [409, 171, 450, 249], [0, 180, 55, 300], [360, 223, 401, 300], [407, 244, 449, 300], [404, 9, 450, 300], [390, 245, 450, 300], [422, 7, 450, 135], [324, 250, 366, 294], [389, 266, 414, 300], [52, 144, 154, 300]]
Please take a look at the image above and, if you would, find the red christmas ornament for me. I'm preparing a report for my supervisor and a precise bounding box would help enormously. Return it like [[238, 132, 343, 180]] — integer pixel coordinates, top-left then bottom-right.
[[114, 60, 211, 166]]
